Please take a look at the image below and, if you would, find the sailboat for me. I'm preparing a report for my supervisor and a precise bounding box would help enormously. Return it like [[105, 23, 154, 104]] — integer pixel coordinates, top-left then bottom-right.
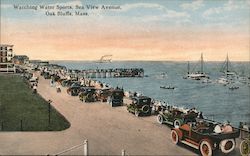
[[220, 54, 237, 76], [217, 54, 238, 85], [184, 53, 209, 80]]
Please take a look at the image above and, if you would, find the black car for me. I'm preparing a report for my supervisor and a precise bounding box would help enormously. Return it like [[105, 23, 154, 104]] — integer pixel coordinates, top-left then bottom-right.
[[79, 87, 96, 102], [67, 83, 81, 96], [96, 88, 111, 102], [43, 71, 51, 79], [107, 88, 124, 107], [157, 107, 198, 128], [127, 96, 152, 116]]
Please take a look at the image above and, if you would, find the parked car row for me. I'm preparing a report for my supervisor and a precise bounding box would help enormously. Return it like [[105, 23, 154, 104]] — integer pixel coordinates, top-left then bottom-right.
[[56, 77, 125, 106], [42, 73, 240, 156]]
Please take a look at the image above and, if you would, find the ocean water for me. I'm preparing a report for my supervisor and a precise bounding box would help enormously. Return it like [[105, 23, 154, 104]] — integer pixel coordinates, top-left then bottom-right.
[[52, 61, 250, 126]]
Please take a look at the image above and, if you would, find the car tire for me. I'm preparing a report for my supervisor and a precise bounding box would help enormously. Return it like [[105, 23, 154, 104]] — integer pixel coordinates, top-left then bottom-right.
[[220, 139, 235, 154], [72, 88, 78, 96], [157, 114, 164, 124], [240, 139, 250, 156], [200, 140, 213, 156], [142, 105, 150, 114], [171, 130, 179, 145], [173, 119, 181, 128]]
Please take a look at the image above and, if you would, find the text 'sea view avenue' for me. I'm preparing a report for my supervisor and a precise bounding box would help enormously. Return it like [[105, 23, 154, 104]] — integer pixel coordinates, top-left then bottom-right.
[[0, 0, 250, 156]]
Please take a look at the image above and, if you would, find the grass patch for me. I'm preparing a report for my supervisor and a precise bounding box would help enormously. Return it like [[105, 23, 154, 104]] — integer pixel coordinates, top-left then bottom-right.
[[0, 74, 70, 131]]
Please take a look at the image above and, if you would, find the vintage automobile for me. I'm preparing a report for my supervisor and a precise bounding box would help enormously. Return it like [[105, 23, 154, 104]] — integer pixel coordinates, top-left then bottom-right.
[[66, 83, 81, 96], [43, 71, 51, 79], [157, 106, 198, 128], [127, 96, 152, 116], [51, 74, 61, 82], [107, 88, 124, 107], [61, 79, 79, 87], [29, 77, 38, 88], [96, 88, 111, 102], [171, 120, 240, 156], [79, 87, 96, 102], [85, 92, 97, 103]]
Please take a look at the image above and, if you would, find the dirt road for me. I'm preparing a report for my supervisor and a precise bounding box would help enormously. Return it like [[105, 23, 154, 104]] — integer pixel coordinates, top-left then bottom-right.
[[0, 75, 241, 155]]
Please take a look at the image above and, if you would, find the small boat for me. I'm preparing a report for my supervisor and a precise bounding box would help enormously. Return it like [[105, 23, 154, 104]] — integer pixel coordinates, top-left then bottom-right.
[[217, 77, 230, 85], [160, 85, 175, 89], [160, 72, 167, 78], [201, 78, 212, 83], [229, 85, 239, 90]]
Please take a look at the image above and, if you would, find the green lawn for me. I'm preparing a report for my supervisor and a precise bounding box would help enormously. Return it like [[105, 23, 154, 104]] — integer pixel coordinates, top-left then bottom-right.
[[0, 74, 70, 131]]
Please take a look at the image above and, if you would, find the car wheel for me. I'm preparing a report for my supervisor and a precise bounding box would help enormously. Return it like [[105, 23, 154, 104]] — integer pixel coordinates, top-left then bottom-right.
[[157, 114, 164, 124], [171, 130, 179, 145], [173, 119, 181, 128], [135, 110, 140, 117], [142, 105, 150, 114], [200, 140, 213, 156], [220, 139, 235, 154], [240, 139, 249, 156]]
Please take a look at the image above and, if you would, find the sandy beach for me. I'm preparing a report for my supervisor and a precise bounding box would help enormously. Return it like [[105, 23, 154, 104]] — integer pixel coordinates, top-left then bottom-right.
[[0, 75, 242, 155]]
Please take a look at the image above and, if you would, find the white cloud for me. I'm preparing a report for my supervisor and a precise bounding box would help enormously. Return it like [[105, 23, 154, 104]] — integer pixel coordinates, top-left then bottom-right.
[[140, 13, 190, 23], [121, 3, 165, 12], [120, 3, 189, 20], [203, 0, 245, 17], [223, 0, 239, 11], [203, 7, 223, 17], [181, 0, 204, 11], [164, 10, 190, 18]]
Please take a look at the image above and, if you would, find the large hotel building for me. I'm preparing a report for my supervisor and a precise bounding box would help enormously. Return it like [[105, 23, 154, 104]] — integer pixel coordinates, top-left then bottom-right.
[[0, 44, 16, 73]]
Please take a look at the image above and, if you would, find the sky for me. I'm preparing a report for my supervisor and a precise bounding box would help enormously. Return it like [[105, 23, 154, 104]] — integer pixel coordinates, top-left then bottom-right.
[[0, 0, 250, 61]]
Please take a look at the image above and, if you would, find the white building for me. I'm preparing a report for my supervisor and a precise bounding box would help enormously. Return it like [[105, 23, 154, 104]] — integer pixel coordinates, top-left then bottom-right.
[[0, 44, 16, 73]]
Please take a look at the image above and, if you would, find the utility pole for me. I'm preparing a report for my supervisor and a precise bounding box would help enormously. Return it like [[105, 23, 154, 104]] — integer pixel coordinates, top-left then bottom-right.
[[48, 99, 52, 128]]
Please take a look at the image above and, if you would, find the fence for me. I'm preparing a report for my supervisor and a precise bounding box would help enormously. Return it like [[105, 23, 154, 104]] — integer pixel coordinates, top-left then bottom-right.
[[48, 140, 127, 156], [0, 117, 69, 131]]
